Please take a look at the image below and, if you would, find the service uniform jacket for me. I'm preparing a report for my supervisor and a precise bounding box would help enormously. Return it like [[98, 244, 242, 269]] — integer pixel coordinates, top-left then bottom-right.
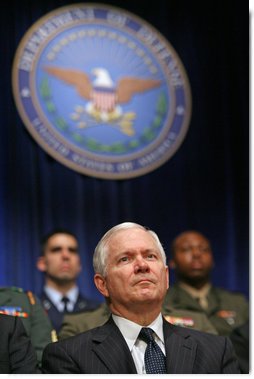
[[162, 284, 249, 336], [0, 314, 39, 373], [0, 287, 54, 366], [42, 316, 240, 374], [40, 290, 100, 333], [229, 321, 249, 373], [59, 302, 217, 340]]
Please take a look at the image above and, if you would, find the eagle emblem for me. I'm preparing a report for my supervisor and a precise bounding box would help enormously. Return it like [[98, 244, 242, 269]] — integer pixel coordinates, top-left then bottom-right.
[[44, 66, 161, 135], [12, 3, 191, 179]]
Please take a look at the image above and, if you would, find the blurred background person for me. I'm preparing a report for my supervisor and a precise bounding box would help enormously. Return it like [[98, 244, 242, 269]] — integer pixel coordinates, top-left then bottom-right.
[[0, 286, 54, 367], [0, 313, 40, 373], [162, 230, 249, 372], [36, 229, 100, 334]]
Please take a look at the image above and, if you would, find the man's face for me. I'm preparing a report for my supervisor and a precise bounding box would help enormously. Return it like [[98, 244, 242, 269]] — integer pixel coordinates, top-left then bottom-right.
[[38, 233, 82, 282], [171, 232, 214, 281], [95, 228, 168, 309]]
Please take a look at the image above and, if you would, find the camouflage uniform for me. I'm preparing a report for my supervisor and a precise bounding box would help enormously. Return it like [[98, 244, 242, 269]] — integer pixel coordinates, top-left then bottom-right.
[[59, 301, 218, 339], [0, 287, 56, 366]]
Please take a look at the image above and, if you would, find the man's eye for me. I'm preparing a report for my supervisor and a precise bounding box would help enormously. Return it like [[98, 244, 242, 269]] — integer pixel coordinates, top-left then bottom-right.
[[51, 247, 61, 253], [119, 256, 129, 262], [200, 247, 210, 253], [69, 248, 78, 254], [181, 247, 191, 253], [147, 254, 157, 260]]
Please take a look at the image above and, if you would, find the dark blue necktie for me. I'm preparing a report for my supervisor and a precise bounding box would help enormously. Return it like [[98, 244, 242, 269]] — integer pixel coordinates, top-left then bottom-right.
[[61, 296, 70, 313], [139, 327, 167, 374]]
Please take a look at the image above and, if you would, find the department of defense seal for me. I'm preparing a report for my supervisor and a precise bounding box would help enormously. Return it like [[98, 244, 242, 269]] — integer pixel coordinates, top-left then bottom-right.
[[12, 3, 192, 179]]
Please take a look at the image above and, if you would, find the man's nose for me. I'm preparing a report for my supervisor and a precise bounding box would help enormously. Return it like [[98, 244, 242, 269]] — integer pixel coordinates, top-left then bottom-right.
[[134, 257, 150, 273], [191, 246, 202, 257], [61, 249, 71, 258]]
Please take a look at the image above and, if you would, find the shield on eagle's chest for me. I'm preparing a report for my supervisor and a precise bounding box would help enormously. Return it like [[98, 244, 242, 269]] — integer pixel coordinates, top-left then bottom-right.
[[91, 87, 117, 112]]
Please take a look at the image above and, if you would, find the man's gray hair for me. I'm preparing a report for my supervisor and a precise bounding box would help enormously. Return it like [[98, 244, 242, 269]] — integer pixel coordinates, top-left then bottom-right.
[[93, 222, 166, 276]]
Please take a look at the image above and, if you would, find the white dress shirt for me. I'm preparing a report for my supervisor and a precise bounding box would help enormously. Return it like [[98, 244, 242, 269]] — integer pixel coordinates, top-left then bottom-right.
[[112, 313, 165, 374], [44, 285, 79, 312]]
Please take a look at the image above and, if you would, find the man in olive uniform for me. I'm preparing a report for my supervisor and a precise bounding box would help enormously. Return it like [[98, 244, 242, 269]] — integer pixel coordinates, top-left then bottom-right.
[[0, 286, 56, 366], [162, 230, 249, 373], [162, 231, 249, 336]]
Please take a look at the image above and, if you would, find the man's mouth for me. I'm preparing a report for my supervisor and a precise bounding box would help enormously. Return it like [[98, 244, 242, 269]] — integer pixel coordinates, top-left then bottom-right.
[[61, 265, 71, 271], [134, 278, 155, 285], [191, 262, 203, 269]]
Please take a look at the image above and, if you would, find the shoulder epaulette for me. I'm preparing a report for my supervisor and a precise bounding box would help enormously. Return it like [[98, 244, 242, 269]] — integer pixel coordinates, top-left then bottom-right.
[[0, 286, 24, 293], [26, 290, 36, 305], [51, 330, 58, 342]]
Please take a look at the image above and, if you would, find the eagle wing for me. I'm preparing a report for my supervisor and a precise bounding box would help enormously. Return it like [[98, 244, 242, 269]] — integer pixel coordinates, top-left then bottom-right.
[[44, 66, 92, 100], [116, 77, 161, 104]]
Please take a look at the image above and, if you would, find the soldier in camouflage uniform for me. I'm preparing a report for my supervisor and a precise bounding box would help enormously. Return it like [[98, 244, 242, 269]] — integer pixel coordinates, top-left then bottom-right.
[[0, 286, 56, 366]]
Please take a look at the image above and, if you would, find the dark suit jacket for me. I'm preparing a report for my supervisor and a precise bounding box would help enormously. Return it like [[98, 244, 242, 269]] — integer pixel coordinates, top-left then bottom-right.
[[0, 314, 39, 373], [40, 290, 100, 333], [229, 321, 249, 373], [42, 316, 240, 373]]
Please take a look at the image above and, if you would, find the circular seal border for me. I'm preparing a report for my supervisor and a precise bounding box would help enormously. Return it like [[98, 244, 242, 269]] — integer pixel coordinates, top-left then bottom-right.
[[12, 3, 192, 179]]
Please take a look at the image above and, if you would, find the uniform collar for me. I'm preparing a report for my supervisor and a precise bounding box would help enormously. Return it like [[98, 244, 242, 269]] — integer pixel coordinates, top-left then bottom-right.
[[44, 285, 79, 311], [179, 281, 211, 299]]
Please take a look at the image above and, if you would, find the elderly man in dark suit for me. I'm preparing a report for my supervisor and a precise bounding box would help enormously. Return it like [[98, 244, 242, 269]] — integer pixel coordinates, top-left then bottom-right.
[[42, 222, 240, 374], [0, 314, 39, 373]]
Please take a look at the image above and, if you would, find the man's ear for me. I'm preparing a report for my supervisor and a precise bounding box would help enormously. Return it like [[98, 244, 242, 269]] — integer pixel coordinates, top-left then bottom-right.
[[166, 265, 169, 289], [36, 256, 47, 272], [77, 258, 82, 275], [94, 274, 109, 298], [169, 259, 176, 269]]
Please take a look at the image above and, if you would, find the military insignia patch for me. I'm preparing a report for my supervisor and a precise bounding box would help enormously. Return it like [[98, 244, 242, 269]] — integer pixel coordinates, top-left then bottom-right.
[[164, 315, 194, 327], [12, 4, 191, 179], [216, 310, 236, 325], [0, 307, 29, 318]]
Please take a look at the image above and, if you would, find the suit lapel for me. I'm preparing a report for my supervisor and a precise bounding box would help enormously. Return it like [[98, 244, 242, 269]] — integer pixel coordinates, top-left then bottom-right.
[[90, 316, 198, 374], [91, 317, 137, 374], [163, 319, 197, 373]]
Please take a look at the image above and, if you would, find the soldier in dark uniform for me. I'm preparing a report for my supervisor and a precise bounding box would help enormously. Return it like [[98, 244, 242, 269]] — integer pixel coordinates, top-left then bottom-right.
[[0, 286, 55, 367], [37, 229, 100, 334], [162, 230, 249, 371]]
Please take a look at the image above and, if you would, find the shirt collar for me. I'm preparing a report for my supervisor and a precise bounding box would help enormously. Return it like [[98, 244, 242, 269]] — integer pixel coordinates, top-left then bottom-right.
[[44, 285, 79, 306], [112, 313, 164, 351], [179, 281, 211, 298]]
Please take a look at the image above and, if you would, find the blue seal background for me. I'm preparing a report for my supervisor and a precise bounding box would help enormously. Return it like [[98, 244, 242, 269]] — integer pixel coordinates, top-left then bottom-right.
[[13, 4, 191, 179], [0, 0, 248, 308]]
